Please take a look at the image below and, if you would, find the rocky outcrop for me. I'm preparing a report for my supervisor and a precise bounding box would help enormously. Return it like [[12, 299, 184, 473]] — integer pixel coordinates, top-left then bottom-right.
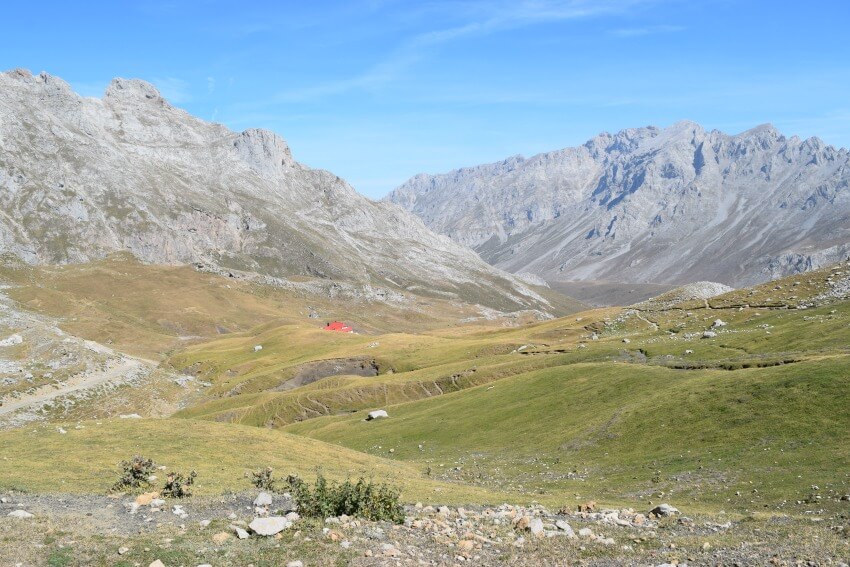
[[388, 121, 850, 287], [0, 69, 548, 312]]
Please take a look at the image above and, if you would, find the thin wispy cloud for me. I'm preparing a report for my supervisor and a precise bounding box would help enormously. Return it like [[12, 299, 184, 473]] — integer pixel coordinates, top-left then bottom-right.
[[273, 0, 656, 103], [609, 24, 684, 37]]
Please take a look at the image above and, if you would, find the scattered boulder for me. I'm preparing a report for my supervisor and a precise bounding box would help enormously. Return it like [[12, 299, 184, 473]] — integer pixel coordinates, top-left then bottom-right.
[[234, 526, 250, 539], [366, 410, 388, 421], [253, 491, 273, 507], [649, 503, 680, 517], [527, 517, 545, 538], [254, 345, 263, 352], [0, 334, 23, 347], [249, 516, 291, 536], [555, 519, 576, 537], [8, 510, 34, 519], [702, 331, 717, 339], [149, 561, 165, 567], [712, 319, 728, 328], [286, 562, 304, 567]]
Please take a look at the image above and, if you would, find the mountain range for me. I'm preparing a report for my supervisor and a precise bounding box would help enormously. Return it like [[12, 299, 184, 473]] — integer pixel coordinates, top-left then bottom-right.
[[388, 121, 850, 287], [0, 69, 550, 313]]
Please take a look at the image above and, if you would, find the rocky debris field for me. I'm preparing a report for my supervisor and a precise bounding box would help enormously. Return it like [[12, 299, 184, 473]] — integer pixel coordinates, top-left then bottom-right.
[[2, 492, 848, 566]]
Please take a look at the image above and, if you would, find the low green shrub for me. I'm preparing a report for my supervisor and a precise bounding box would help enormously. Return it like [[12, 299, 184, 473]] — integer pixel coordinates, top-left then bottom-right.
[[247, 466, 276, 491], [161, 470, 197, 498], [111, 455, 156, 493], [284, 473, 404, 523]]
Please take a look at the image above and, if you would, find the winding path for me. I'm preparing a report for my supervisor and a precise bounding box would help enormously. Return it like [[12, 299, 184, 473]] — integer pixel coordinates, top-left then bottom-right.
[[0, 357, 148, 417]]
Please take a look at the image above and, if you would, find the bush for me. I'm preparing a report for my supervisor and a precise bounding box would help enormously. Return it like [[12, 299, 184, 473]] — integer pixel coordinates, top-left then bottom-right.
[[284, 473, 404, 524], [111, 455, 156, 493], [161, 470, 197, 498], [248, 466, 276, 491]]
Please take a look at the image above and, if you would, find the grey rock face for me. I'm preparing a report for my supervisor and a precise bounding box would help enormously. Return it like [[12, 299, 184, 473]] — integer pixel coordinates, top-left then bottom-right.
[[0, 69, 547, 313], [388, 121, 850, 287]]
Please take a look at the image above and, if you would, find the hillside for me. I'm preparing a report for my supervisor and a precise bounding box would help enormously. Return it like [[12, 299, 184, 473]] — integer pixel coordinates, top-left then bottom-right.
[[2, 258, 849, 564], [0, 69, 556, 314], [285, 261, 850, 511], [388, 121, 850, 288]]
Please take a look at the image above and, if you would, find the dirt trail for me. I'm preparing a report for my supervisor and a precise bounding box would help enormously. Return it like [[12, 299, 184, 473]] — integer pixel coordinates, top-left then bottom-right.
[[0, 357, 148, 416]]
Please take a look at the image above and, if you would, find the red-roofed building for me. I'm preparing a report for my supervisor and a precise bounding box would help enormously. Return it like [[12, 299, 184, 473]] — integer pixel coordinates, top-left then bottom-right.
[[324, 321, 353, 333]]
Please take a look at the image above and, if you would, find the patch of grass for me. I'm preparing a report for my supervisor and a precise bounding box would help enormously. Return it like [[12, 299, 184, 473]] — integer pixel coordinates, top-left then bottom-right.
[[0, 418, 511, 505]]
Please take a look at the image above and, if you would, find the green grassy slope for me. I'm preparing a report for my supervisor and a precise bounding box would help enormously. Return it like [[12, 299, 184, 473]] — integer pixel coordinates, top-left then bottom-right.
[[283, 263, 850, 512], [0, 418, 508, 504]]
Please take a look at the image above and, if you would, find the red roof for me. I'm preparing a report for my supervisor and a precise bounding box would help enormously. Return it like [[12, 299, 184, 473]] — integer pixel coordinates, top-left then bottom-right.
[[324, 321, 353, 332]]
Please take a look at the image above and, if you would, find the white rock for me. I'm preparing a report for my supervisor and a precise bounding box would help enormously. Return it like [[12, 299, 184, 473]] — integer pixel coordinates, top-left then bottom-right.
[[649, 503, 680, 517], [254, 345, 263, 352], [119, 413, 142, 419], [286, 561, 304, 567], [527, 517, 544, 537], [149, 561, 165, 567], [366, 409, 388, 420], [253, 491, 273, 507], [0, 334, 23, 347], [235, 527, 250, 539], [712, 319, 728, 328], [249, 516, 291, 536], [578, 527, 593, 538], [7, 510, 34, 519], [555, 519, 576, 537]]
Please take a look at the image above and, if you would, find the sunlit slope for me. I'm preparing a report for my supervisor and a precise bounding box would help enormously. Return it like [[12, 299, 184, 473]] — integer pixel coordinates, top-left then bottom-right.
[[0, 418, 510, 504], [1, 254, 580, 360], [171, 310, 624, 426], [286, 356, 849, 509], [283, 264, 850, 511]]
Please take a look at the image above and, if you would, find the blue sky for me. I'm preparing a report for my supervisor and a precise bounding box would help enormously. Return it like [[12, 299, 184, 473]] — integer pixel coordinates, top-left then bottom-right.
[[2, 1, 849, 198]]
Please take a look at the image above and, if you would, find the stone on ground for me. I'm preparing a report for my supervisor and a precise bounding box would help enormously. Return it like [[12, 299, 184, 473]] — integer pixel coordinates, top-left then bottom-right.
[[8, 510, 34, 519], [249, 516, 291, 536], [649, 503, 680, 517], [253, 491, 273, 506]]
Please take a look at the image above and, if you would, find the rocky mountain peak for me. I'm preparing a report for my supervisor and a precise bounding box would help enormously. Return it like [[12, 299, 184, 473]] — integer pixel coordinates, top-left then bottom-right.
[[388, 121, 850, 287], [233, 128, 294, 176], [104, 77, 164, 103], [0, 68, 551, 314]]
